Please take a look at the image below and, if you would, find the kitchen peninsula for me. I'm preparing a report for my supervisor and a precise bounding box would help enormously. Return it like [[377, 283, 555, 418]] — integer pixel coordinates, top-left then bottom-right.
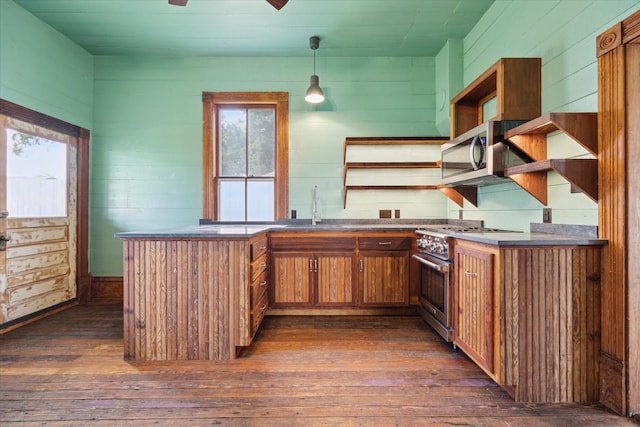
[[116, 220, 605, 404]]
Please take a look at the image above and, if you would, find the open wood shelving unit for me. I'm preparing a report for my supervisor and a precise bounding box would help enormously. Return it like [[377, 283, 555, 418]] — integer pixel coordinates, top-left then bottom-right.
[[503, 112, 598, 205], [343, 137, 447, 208]]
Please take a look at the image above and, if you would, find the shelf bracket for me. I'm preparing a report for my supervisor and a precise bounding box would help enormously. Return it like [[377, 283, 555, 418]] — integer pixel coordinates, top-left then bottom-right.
[[438, 185, 478, 208]]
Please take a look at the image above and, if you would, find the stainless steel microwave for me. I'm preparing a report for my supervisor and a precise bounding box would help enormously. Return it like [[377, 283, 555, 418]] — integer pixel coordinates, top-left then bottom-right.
[[441, 120, 529, 186]]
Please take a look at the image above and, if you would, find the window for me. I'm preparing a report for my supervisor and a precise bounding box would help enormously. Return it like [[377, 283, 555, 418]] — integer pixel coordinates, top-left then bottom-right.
[[6, 128, 68, 218], [203, 92, 288, 221]]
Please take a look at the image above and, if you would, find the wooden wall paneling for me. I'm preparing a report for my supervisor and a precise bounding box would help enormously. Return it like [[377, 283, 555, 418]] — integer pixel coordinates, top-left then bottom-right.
[[500, 246, 601, 404], [596, 10, 640, 415], [626, 41, 640, 418], [121, 238, 249, 361]]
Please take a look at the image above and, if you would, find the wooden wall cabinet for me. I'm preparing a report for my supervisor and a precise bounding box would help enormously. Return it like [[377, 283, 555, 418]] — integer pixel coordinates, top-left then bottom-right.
[[358, 236, 411, 306], [450, 58, 541, 138], [503, 113, 598, 205]]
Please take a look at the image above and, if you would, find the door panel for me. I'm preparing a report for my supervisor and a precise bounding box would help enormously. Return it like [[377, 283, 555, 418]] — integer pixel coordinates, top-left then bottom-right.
[[316, 253, 355, 306], [0, 115, 77, 325]]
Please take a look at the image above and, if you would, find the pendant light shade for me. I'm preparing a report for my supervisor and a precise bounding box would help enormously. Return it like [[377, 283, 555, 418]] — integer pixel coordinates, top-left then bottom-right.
[[305, 36, 325, 104], [305, 75, 325, 103]]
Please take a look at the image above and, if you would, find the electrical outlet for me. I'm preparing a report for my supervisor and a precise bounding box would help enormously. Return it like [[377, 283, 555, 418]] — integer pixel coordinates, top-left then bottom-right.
[[379, 209, 392, 219], [543, 208, 552, 223], [459, 210, 464, 220]]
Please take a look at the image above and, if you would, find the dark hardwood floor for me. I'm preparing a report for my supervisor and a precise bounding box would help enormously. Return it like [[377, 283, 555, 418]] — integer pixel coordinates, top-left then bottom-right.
[[0, 303, 637, 426]]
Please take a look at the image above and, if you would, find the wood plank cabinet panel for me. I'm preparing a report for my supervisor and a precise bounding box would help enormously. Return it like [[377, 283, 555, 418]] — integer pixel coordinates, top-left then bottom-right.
[[454, 244, 495, 375], [316, 254, 355, 306], [122, 239, 247, 361], [270, 252, 313, 307], [501, 246, 601, 404], [360, 253, 409, 306]]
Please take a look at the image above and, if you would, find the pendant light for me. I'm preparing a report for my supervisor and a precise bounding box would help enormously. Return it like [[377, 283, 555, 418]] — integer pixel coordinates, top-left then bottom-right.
[[305, 36, 325, 104]]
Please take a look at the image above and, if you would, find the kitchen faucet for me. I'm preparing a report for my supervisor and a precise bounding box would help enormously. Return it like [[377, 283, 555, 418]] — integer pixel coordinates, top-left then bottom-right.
[[312, 185, 320, 225]]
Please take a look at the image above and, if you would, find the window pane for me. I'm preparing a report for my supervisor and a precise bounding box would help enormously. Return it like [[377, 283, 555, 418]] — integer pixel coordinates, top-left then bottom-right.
[[248, 108, 275, 177], [218, 179, 245, 221], [219, 108, 246, 177], [247, 179, 274, 221], [6, 129, 67, 218]]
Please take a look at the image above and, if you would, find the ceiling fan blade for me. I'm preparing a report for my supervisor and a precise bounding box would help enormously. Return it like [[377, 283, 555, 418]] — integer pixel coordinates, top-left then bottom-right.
[[266, 0, 288, 10], [168, 0, 188, 6]]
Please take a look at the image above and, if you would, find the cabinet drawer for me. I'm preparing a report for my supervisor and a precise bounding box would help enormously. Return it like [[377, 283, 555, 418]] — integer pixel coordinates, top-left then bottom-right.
[[250, 253, 268, 282], [270, 236, 356, 251], [251, 290, 269, 336], [250, 270, 269, 309], [358, 236, 411, 251], [250, 236, 268, 261]]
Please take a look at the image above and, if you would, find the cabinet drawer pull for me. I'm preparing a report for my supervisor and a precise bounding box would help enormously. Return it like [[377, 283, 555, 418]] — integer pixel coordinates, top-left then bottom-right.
[[309, 259, 313, 272], [259, 246, 267, 250], [260, 304, 268, 311], [359, 259, 364, 272], [378, 241, 392, 245], [261, 262, 267, 268], [464, 270, 478, 277], [314, 259, 318, 273], [259, 281, 267, 287]]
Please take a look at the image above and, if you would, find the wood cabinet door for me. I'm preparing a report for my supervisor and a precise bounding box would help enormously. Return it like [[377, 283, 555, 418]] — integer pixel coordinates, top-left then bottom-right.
[[360, 253, 409, 306], [454, 245, 494, 374], [270, 252, 312, 307], [316, 253, 356, 306]]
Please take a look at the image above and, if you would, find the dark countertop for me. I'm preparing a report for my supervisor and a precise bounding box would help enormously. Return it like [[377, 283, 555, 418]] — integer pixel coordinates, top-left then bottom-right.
[[115, 220, 607, 246], [114, 220, 447, 239], [449, 231, 606, 247]]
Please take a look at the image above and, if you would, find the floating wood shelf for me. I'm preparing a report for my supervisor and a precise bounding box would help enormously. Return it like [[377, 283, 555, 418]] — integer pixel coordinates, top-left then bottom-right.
[[343, 137, 447, 208], [345, 161, 441, 169], [504, 159, 598, 205]]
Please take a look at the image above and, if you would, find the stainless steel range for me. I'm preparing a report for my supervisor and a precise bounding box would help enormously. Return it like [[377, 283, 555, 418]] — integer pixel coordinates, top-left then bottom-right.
[[413, 230, 455, 343], [413, 224, 516, 343]]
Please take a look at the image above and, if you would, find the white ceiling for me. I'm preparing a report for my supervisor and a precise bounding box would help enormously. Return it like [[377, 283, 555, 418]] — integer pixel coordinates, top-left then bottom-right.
[[13, 0, 495, 57]]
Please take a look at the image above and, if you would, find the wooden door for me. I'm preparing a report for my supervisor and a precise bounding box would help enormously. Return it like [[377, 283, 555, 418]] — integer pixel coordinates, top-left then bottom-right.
[[454, 245, 494, 374], [270, 251, 312, 307], [316, 252, 355, 306], [0, 115, 78, 325], [360, 252, 409, 306]]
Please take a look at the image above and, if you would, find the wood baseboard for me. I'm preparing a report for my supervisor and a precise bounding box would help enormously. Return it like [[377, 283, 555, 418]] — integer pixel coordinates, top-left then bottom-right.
[[90, 276, 123, 302], [267, 307, 418, 316]]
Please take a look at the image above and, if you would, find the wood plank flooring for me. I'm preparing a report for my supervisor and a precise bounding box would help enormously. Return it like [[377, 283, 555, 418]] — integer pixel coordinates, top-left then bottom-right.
[[0, 303, 637, 426]]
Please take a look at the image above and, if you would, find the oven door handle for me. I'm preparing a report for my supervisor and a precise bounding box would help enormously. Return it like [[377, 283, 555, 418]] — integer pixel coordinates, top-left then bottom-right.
[[412, 254, 450, 272]]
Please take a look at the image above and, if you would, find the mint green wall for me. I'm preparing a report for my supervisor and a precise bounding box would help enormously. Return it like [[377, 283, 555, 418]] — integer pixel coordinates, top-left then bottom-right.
[[0, 0, 93, 129], [6, 0, 639, 276], [91, 56, 446, 275], [435, 39, 463, 136], [447, 0, 640, 231]]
